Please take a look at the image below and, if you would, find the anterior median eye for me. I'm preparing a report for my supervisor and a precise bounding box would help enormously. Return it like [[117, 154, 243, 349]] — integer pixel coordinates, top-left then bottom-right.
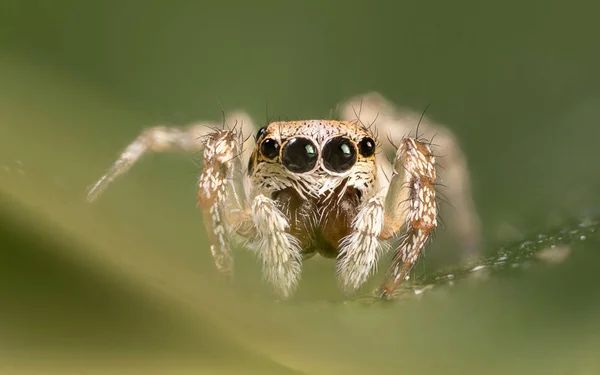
[[281, 137, 318, 173], [322, 137, 357, 173], [260, 138, 280, 159]]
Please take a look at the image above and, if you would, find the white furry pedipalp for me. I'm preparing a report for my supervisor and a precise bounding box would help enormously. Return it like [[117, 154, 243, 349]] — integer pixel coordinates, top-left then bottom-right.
[[249, 194, 303, 298], [336, 197, 386, 292]]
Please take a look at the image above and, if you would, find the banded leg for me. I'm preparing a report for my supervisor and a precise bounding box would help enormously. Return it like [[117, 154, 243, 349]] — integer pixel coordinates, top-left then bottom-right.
[[86, 111, 255, 202], [336, 197, 386, 293], [340, 92, 482, 255], [86, 112, 256, 281], [379, 138, 438, 298], [197, 129, 252, 279], [250, 194, 303, 299]]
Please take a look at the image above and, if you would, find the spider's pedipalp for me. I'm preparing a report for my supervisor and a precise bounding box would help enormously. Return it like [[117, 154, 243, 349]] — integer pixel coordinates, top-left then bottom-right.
[[337, 196, 386, 292], [250, 194, 302, 299]]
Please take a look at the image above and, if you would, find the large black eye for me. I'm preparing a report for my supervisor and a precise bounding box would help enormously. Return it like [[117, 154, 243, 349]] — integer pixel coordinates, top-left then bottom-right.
[[256, 126, 267, 141], [358, 137, 376, 157], [260, 138, 280, 159], [281, 137, 318, 173], [322, 137, 357, 173]]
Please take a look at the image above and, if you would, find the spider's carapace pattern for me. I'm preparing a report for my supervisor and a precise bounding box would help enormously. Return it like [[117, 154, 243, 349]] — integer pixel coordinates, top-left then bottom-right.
[[86, 92, 481, 299]]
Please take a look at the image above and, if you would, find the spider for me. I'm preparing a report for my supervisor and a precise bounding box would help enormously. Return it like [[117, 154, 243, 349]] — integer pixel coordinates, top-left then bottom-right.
[[86, 92, 481, 299]]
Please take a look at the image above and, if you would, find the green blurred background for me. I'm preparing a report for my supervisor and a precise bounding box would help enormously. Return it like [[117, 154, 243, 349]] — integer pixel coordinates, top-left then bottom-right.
[[1, 0, 600, 374]]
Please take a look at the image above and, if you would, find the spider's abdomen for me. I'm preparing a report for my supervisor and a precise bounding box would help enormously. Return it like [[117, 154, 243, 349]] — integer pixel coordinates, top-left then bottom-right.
[[272, 184, 362, 258]]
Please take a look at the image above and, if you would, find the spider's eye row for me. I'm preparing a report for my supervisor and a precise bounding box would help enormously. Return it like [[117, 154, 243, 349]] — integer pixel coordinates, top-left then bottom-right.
[[282, 137, 318, 173], [358, 137, 376, 157], [260, 138, 280, 159], [322, 137, 357, 173]]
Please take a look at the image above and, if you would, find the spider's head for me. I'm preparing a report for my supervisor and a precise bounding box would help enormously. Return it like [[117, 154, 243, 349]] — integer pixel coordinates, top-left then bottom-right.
[[248, 120, 378, 199]]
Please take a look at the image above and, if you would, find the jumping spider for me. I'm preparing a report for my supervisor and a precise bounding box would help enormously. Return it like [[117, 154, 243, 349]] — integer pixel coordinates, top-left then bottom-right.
[[86, 92, 481, 299]]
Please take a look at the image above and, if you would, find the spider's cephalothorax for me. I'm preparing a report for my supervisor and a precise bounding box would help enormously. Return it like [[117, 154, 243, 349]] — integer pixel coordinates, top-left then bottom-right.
[[86, 93, 482, 299], [247, 120, 378, 260]]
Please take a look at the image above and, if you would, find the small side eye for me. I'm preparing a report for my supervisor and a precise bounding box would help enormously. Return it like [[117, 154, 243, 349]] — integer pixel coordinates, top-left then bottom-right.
[[260, 138, 280, 159], [256, 126, 267, 141], [358, 137, 376, 157]]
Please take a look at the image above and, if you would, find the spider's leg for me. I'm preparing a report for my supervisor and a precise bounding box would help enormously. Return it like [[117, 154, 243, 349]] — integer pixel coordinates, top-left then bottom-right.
[[249, 194, 302, 299], [340, 92, 481, 255], [197, 128, 253, 279], [379, 138, 438, 299], [336, 196, 386, 293], [86, 111, 254, 202]]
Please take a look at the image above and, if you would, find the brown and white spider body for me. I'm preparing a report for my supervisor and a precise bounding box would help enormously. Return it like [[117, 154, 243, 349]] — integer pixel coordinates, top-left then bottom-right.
[[87, 92, 481, 299]]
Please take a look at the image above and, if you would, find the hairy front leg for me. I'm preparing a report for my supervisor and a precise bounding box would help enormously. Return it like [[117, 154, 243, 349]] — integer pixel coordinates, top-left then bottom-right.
[[197, 129, 252, 279], [380, 138, 438, 298]]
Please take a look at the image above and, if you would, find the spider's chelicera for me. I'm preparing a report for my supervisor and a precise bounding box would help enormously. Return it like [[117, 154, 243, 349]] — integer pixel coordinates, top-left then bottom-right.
[[86, 93, 482, 299]]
